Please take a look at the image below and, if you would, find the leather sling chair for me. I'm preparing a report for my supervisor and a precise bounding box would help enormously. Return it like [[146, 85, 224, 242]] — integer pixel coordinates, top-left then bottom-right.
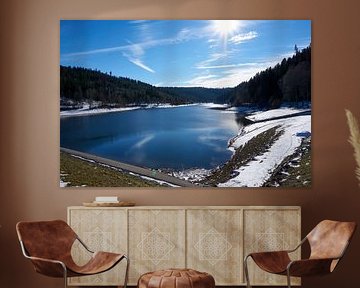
[[244, 220, 356, 288], [16, 220, 129, 288]]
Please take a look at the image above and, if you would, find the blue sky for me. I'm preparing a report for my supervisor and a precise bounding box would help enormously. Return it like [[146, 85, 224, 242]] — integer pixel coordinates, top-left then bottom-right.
[[60, 20, 311, 88]]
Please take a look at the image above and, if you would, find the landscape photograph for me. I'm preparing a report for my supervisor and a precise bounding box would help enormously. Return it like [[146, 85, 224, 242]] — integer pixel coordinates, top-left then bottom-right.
[[60, 19, 311, 188]]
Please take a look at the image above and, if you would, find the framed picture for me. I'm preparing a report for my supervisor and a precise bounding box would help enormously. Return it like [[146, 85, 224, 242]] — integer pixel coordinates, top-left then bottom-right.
[[60, 20, 311, 188]]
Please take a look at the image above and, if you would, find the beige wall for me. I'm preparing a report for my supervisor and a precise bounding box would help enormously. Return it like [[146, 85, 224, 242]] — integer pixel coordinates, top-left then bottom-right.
[[1, 0, 360, 287]]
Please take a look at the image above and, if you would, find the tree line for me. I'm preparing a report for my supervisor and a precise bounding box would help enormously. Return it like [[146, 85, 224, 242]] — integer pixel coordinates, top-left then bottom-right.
[[60, 66, 188, 107], [60, 66, 229, 107], [60, 44, 311, 109], [224, 45, 311, 108]]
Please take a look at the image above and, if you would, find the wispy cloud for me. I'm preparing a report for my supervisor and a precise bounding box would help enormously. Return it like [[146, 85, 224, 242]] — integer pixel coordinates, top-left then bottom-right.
[[196, 62, 267, 70], [195, 51, 233, 69], [62, 26, 205, 58], [63, 45, 131, 57], [185, 74, 218, 86], [229, 31, 258, 44], [62, 25, 208, 74], [187, 53, 292, 88], [128, 58, 155, 73], [122, 41, 155, 73]]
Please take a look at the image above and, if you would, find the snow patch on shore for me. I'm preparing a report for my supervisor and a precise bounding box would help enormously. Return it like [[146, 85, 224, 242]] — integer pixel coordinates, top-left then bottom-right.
[[201, 103, 229, 109], [172, 168, 211, 183], [60, 103, 197, 117], [247, 107, 309, 121], [129, 172, 179, 187], [60, 173, 70, 187], [219, 108, 311, 187], [61, 106, 139, 117]]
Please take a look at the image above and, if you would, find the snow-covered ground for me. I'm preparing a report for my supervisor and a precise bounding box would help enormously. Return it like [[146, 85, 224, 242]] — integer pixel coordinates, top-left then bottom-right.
[[128, 172, 180, 187], [60, 178, 69, 187], [60, 103, 197, 117], [201, 103, 230, 109], [172, 168, 211, 183], [60, 103, 139, 117], [218, 107, 311, 187], [247, 107, 310, 121]]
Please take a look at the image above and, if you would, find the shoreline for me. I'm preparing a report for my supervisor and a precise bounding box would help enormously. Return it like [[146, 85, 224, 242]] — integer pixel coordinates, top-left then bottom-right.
[[215, 107, 311, 187], [60, 103, 202, 118], [60, 147, 199, 187], [60, 105, 311, 187]]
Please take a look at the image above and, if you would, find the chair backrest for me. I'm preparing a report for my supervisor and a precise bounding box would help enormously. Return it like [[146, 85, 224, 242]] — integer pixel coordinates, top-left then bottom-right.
[[16, 220, 77, 261], [307, 220, 356, 261]]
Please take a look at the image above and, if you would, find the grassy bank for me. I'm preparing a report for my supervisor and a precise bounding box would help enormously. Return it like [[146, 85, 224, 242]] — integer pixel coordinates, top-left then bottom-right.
[[60, 152, 162, 187]]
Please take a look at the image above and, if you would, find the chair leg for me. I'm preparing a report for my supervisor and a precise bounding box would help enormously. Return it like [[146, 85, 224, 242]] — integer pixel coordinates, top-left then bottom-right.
[[244, 255, 252, 288], [62, 264, 68, 288], [123, 255, 130, 288], [286, 269, 291, 288]]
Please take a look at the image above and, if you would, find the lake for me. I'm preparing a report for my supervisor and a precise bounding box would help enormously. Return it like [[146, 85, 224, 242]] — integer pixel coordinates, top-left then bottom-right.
[[60, 105, 240, 171]]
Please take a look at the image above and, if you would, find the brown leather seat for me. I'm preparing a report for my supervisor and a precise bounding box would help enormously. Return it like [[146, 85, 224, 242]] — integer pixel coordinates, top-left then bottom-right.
[[138, 268, 215, 288], [244, 220, 357, 288], [16, 220, 129, 288]]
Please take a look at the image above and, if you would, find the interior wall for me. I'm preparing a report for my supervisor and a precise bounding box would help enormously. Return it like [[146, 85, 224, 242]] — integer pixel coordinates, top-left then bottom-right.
[[1, 0, 360, 287]]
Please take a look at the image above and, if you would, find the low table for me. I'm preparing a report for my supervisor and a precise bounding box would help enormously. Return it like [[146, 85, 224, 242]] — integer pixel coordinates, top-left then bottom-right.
[[137, 268, 215, 288]]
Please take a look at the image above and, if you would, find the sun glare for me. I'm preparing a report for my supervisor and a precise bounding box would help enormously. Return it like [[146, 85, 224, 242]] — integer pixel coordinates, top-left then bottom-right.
[[211, 20, 240, 39]]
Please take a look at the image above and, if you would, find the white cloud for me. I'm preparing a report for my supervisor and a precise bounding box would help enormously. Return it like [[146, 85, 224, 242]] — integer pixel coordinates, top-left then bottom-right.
[[123, 42, 155, 73], [63, 45, 130, 57], [128, 58, 155, 73], [128, 42, 144, 57], [196, 63, 237, 70], [195, 52, 230, 69], [185, 74, 218, 86], [196, 62, 265, 70], [63, 21, 249, 59], [63, 26, 204, 59], [229, 31, 258, 44], [153, 82, 164, 87], [186, 55, 290, 88]]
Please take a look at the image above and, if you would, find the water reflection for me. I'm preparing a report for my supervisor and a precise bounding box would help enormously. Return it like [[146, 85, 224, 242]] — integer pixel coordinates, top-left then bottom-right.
[[60, 105, 241, 170]]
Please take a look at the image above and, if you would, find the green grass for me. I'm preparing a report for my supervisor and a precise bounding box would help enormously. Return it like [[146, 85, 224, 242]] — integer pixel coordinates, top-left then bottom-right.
[[202, 126, 283, 186], [60, 152, 162, 187]]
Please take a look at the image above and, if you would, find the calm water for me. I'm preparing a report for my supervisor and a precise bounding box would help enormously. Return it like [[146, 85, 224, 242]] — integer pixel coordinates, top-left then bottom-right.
[[60, 105, 240, 170]]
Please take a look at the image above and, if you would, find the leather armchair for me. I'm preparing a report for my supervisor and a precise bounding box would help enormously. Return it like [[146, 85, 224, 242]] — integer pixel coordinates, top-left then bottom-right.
[[244, 220, 356, 288], [16, 219, 129, 288]]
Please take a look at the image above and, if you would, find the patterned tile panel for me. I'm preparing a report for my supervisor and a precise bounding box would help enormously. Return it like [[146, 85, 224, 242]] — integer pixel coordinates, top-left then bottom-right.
[[128, 209, 186, 284], [187, 209, 242, 285], [244, 209, 301, 286], [68, 207, 300, 286], [68, 209, 127, 286]]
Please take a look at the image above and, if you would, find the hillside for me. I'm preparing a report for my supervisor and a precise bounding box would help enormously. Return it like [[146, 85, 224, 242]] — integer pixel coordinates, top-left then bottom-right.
[[60, 66, 187, 107], [159, 86, 231, 103], [224, 45, 311, 108], [61, 45, 310, 110], [60, 66, 229, 108]]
